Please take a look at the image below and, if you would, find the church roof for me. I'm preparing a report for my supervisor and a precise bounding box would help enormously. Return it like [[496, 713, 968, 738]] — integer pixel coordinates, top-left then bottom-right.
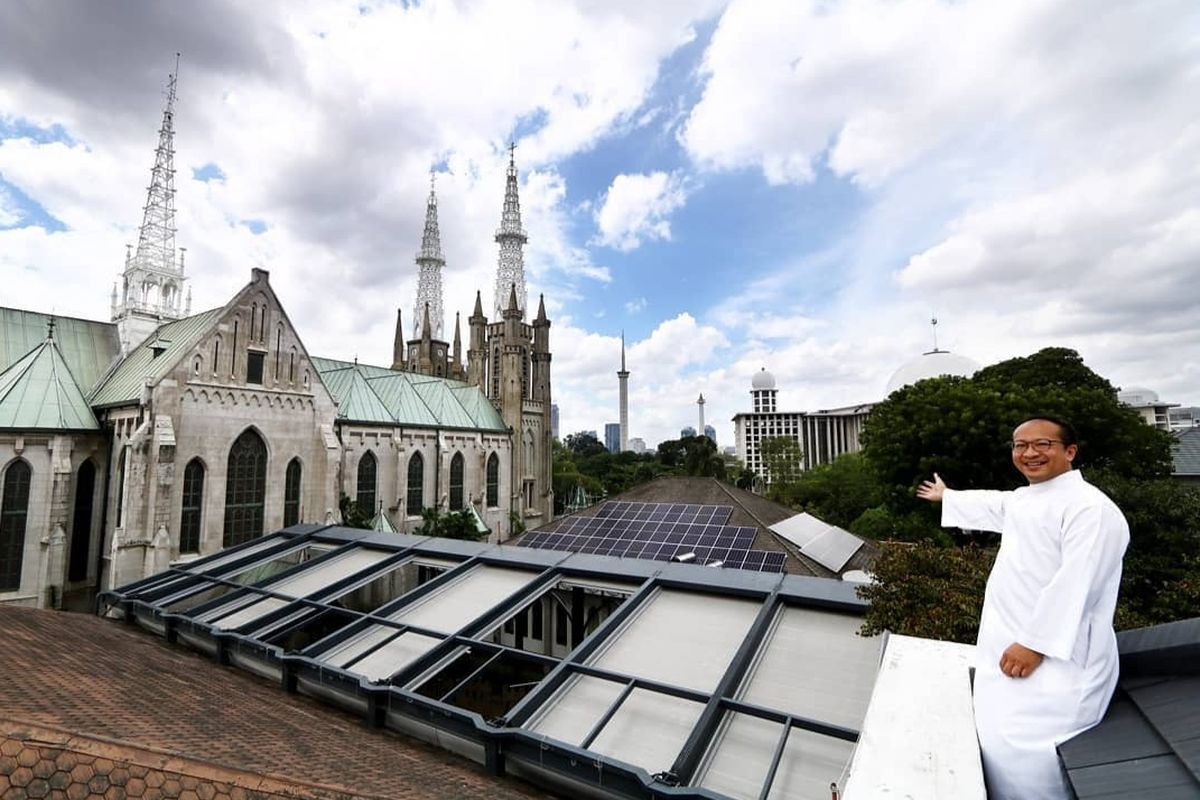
[[90, 308, 223, 407], [0, 334, 100, 430], [0, 307, 120, 393], [370, 507, 398, 533], [312, 357, 506, 431]]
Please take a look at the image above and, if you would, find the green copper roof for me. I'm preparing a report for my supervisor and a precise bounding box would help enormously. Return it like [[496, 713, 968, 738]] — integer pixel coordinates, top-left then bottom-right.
[[90, 309, 223, 408], [0, 336, 100, 430], [0, 308, 120, 393], [370, 508, 398, 533], [312, 357, 506, 431]]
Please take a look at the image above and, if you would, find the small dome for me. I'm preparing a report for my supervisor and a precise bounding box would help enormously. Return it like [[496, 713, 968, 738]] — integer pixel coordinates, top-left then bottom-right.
[[752, 367, 776, 390], [1118, 386, 1160, 405], [886, 350, 979, 395]]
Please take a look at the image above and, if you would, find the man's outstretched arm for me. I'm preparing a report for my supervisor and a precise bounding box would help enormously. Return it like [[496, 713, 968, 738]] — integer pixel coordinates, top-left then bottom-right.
[[917, 472, 946, 502]]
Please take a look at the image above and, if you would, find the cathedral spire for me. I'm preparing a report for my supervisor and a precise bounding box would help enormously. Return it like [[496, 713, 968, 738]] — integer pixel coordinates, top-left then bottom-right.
[[493, 143, 528, 321], [391, 308, 405, 370], [413, 168, 445, 340], [113, 54, 189, 354]]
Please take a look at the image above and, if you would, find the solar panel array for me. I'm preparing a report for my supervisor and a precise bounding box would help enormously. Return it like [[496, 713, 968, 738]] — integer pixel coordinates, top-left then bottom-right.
[[769, 512, 864, 572], [520, 502, 787, 573]]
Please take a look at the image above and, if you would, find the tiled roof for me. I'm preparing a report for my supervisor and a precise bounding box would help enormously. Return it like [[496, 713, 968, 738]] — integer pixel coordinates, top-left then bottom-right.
[[0, 336, 99, 430], [0, 307, 120, 393], [1171, 427, 1200, 475], [90, 309, 223, 408], [523, 476, 879, 578], [312, 357, 506, 431], [0, 605, 545, 800], [1059, 617, 1200, 798]]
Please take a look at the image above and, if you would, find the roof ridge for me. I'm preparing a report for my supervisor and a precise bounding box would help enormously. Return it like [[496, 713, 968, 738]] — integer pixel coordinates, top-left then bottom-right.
[[0, 343, 42, 406]]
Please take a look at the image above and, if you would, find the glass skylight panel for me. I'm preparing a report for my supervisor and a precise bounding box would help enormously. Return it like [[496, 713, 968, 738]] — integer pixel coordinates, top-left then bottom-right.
[[697, 712, 781, 799], [321, 624, 400, 668], [209, 596, 290, 630], [343, 631, 442, 682], [528, 674, 627, 745], [589, 589, 761, 692], [765, 728, 854, 800], [266, 547, 390, 597], [740, 607, 881, 729], [386, 565, 535, 634], [189, 535, 289, 574], [587, 688, 705, 775]]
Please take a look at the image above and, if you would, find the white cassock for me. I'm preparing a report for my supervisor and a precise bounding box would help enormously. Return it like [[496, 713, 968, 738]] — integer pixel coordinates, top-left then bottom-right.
[[942, 469, 1129, 800]]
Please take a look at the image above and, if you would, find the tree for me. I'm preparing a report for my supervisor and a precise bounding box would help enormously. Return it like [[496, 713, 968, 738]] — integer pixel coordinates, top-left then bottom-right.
[[564, 431, 607, 458], [861, 348, 1173, 527], [759, 436, 804, 502], [858, 543, 996, 643], [779, 453, 884, 530], [338, 493, 372, 529], [414, 508, 487, 540]]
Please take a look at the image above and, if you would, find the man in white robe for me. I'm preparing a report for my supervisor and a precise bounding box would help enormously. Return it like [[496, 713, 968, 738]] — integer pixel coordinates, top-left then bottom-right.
[[917, 416, 1129, 800]]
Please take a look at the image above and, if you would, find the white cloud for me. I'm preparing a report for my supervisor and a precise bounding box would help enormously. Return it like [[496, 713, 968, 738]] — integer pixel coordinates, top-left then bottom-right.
[[592, 171, 688, 251], [0, 183, 22, 227], [624, 297, 647, 314]]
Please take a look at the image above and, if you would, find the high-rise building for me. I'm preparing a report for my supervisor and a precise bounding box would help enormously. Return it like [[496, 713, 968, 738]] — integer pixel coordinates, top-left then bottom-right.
[[680, 426, 697, 439], [733, 367, 872, 484], [704, 425, 717, 444], [604, 423, 621, 453], [628, 437, 647, 454], [551, 403, 560, 440]]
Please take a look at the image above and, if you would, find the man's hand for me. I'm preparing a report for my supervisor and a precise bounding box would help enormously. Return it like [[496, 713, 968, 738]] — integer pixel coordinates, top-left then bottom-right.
[[916, 473, 947, 502], [999, 642, 1044, 678]]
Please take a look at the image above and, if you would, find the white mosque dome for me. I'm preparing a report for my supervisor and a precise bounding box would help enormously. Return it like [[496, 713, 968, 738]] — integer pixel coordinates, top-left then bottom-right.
[[1118, 387, 1160, 405], [752, 367, 776, 390], [885, 350, 980, 395]]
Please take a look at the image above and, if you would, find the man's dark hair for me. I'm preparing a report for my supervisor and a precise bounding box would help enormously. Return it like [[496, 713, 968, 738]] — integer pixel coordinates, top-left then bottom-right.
[[1016, 414, 1078, 446]]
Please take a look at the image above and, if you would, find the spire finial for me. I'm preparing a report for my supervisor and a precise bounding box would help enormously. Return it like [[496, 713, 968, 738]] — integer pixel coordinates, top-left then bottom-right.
[[508, 139, 516, 165], [494, 146, 527, 320], [414, 166, 446, 340]]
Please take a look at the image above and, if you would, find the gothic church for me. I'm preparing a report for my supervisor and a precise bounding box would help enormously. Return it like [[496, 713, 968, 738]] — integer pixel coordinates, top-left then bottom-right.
[[0, 67, 553, 611]]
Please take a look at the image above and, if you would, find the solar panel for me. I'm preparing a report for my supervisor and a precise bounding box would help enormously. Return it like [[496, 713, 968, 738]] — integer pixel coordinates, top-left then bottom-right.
[[520, 503, 779, 573], [769, 513, 830, 548], [800, 527, 863, 573]]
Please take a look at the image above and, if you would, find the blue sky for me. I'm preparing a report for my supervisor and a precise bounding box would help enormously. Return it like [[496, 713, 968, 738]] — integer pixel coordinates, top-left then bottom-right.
[[1, 0, 1197, 448]]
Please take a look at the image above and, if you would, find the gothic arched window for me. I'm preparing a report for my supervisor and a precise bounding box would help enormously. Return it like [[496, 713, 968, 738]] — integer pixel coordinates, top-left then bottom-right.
[[68, 460, 97, 582], [357, 451, 377, 513], [223, 429, 267, 548], [486, 452, 500, 508], [449, 452, 465, 511], [406, 452, 424, 516], [180, 459, 205, 553], [284, 458, 302, 527], [1, 460, 32, 591]]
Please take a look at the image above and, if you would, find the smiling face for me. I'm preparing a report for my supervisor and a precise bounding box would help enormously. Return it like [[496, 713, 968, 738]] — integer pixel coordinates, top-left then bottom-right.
[[1011, 418, 1077, 484]]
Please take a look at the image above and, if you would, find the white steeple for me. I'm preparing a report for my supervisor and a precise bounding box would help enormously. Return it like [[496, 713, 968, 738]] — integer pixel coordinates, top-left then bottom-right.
[[493, 142, 528, 321], [113, 54, 189, 354], [413, 168, 445, 340]]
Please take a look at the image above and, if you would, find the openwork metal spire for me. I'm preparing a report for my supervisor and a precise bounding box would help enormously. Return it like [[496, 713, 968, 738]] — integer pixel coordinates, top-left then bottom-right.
[[493, 142, 528, 320], [114, 55, 187, 325], [413, 169, 445, 340]]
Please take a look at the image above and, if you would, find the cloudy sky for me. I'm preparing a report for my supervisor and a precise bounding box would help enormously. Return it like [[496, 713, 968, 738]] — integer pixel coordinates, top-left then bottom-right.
[[1, 0, 1197, 448]]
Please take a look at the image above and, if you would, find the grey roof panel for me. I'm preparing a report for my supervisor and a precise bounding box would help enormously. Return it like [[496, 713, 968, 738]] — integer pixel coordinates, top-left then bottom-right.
[[1171, 428, 1200, 475], [1058, 695, 1172, 768], [1066, 755, 1199, 799], [0, 338, 100, 430]]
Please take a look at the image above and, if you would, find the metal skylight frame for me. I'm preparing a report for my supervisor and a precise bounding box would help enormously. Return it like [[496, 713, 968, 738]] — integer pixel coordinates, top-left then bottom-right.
[[101, 524, 877, 800]]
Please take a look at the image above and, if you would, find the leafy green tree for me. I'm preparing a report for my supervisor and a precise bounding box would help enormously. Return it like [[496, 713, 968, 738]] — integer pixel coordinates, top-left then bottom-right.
[[780, 453, 883, 529], [858, 543, 996, 643], [414, 508, 487, 540], [760, 436, 804, 502], [861, 348, 1173, 525], [338, 493, 372, 529], [564, 431, 607, 458]]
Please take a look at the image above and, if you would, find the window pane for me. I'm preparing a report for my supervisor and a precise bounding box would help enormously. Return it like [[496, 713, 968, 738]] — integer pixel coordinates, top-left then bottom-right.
[[68, 460, 97, 581], [357, 452, 377, 513], [486, 453, 499, 507], [223, 430, 267, 547], [283, 459, 302, 527], [388, 565, 534, 635], [449, 453, 464, 511], [766, 727, 854, 800], [588, 688, 704, 774], [345, 631, 441, 682], [406, 453, 423, 515], [528, 673, 626, 746], [697, 712, 779, 800], [180, 459, 204, 553], [739, 607, 881, 730], [590, 589, 760, 692], [0, 460, 32, 591], [246, 351, 265, 384]]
